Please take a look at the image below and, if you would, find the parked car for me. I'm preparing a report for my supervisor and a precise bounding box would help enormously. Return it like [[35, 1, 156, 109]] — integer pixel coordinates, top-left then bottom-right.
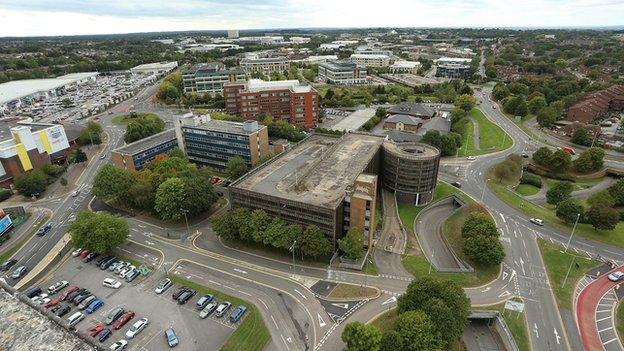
[[125, 269, 141, 282], [86, 299, 104, 314], [109, 261, 124, 271], [196, 294, 214, 310], [67, 288, 87, 303], [199, 302, 218, 319], [59, 286, 79, 301], [529, 218, 544, 226], [23, 286, 42, 299], [67, 311, 85, 327], [43, 298, 60, 309], [608, 271, 624, 282], [71, 190, 80, 197], [84, 252, 99, 263], [72, 291, 92, 305], [0, 258, 18, 272], [125, 318, 148, 338], [47, 280, 69, 294], [87, 323, 104, 337], [109, 340, 128, 351], [101, 257, 118, 270], [36, 223, 52, 236], [98, 328, 112, 343], [113, 311, 135, 330], [79, 250, 90, 259], [71, 248, 83, 257], [11, 266, 27, 279], [103, 278, 122, 289], [172, 286, 189, 300], [119, 265, 135, 278], [105, 307, 125, 325], [164, 328, 179, 347], [215, 301, 232, 317], [155, 278, 172, 294], [114, 262, 130, 273], [54, 304, 72, 318], [38, 297, 51, 305], [466, 156, 476, 161], [451, 181, 462, 188], [31, 293, 49, 303], [78, 295, 97, 310], [229, 305, 247, 323], [50, 304, 64, 314], [177, 289, 196, 305], [96, 256, 112, 266]]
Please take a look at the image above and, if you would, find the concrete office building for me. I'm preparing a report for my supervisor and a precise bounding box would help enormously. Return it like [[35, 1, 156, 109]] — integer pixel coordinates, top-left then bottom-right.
[[350, 54, 392, 67], [223, 79, 319, 129], [182, 63, 245, 95], [240, 57, 290, 75], [111, 129, 178, 172], [175, 113, 269, 170], [229, 133, 439, 246], [227, 30, 239, 39], [390, 60, 421, 74], [0, 123, 71, 187], [318, 61, 367, 85], [130, 62, 178, 75], [435, 57, 472, 79], [354, 47, 393, 57]]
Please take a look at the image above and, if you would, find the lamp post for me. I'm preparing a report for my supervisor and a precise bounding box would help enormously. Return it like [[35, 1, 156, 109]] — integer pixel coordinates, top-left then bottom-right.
[[564, 213, 581, 253], [180, 208, 190, 242], [289, 240, 297, 278]]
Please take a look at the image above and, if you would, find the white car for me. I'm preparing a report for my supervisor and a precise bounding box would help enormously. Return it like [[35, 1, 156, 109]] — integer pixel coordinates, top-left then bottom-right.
[[114, 262, 129, 274], [38, 297, 51, 305], [467, 156, 476, 161], [71, 248, 83, 257], [125, 318, 148, 338], [529, 218, 544, 226], [103, 278, 122, 289], [68, 213, 76, 222], [119, 266, 136, 279], [109, 339, 128, 351], [608, 271, 624, 282], [31, 293, 49, 303], [71, 190, 80, 197], [155, 278, 172, 294]]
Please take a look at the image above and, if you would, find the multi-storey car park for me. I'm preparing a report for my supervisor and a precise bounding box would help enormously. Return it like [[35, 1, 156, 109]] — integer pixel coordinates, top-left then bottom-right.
[[229, 132, 440, 246]]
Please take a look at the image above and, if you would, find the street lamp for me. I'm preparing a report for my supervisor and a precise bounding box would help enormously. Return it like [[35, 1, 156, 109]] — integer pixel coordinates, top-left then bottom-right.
[[289, 240, 297, 278], [180, 208, 190, 242], [564, 213, 581, 253]]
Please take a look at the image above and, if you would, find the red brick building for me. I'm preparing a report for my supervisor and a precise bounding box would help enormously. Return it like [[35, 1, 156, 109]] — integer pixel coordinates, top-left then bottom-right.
[[567, 85, 624, 123], [223, 79, 319, 129]]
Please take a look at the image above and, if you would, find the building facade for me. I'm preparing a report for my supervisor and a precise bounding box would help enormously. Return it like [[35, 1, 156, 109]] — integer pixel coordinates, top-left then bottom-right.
[[111, 129, 178, 172], [349, 54, 392, 67], [566, 85, 624, 123], [223, 79, 319, 129], [435, 57, 472, 79], [240, 57, 290, 75], [182, 63, 245, 95], [318, 61, 367, 85], [130, 62, 178, 76], [175, 114, 269, 170]]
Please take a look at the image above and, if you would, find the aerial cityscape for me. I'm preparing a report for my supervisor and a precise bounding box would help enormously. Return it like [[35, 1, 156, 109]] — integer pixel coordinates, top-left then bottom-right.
[[0, 2, 624, 351]]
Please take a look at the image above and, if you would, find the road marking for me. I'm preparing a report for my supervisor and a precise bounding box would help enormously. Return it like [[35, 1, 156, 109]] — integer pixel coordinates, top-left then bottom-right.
[[131, 228, 139, 232], [331, 303, 349, 309], [237, 290, 251, 297], [382, 296, 397, 306], [318, 313, 326, 327], [257, 298, 268, 310], [208, 280, 222, 286], [502, 272, 508, 281], [499, 213, 506, 223], [596, 316, 612, 322], [534, 323, 540, 338], [604, 338, 618, 345], [280, 335, 290, 350], [519, 257, 526, 276], [598, 326, 613, 333], [271, 315, 279, 330], [233, 268, 247, 274], [498, 291, 511, 298], [481, 287, 491, 293], [293, 289, 307, 300], [553, 328, 561, 344]]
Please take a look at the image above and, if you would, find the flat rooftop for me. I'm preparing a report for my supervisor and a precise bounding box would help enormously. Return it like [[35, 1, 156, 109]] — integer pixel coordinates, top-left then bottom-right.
[[0, 72, 99, 105], [245, 79, 314, 93], [114, 128, 176, 156], [233, 133, 384, 208], [383, 140, 439, 158], [182, 119, 265, 135]]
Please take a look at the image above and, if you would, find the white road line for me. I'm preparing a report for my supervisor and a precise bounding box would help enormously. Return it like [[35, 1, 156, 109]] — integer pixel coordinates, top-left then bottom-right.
[[597, 316, 612, 322], [237, 290, 251, 297], [257, 298, 268, 310], [603, 338, 618, 345], [293, 289, 307, 300], [271, 315, 279, 330], [598, 326, 613, 333], [280, 335, 290, 350]]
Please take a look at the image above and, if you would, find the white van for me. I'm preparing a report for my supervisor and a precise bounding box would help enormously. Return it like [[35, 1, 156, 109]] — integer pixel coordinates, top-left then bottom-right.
[[67, 311, 84, 327]]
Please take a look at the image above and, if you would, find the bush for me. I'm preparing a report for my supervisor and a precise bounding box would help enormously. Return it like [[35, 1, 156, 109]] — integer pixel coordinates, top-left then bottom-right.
[[0, 188, 11, 202], [586, 206, 619, 231], [461, 212, 498, 238], [520, 172, 542, 188], [463, 235, 505, 266], [546, 181, 574, 205], [555, 200, 584, 224]]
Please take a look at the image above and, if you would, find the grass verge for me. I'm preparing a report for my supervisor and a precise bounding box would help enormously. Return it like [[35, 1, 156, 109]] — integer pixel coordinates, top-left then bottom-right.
[[401, 255, 499, 287], [458, 108, 513, 156], [111, 112, 160, 125], [0, 213, 50, 264], [515, 184, 540, 196], [370, 308, 398, 333], [169, 275, 270, 351], [327, 283, 378, 299], [617, 301, 624, 342], [364, 257, 378, 275], [537, 239, 601, 309]]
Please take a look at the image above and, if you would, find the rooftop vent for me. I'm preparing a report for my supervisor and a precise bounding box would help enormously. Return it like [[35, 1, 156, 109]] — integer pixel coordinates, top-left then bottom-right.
[[242, 120, 259, 133]]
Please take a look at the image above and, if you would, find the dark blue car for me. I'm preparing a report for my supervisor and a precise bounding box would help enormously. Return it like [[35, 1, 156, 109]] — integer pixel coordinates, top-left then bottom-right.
[[36, 223, 52, 237]]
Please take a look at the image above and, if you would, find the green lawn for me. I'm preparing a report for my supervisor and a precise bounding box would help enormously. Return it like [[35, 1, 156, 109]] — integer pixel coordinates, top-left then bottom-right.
[[0, 213, 50, 264], [515, 184, 540, 196], [401, 255, 499, 287], [537, 239, 601, 309], [370, 309, 398, 333], [169, 275, 270, 351], [364, 257, 378, 275], [457, 120, 477, 156], [111, 112, 160, 125], [458, 108, 513, 156], [545, 177, 603, 191], [617, 301, 624, 342], [489, 178, 624, 248]]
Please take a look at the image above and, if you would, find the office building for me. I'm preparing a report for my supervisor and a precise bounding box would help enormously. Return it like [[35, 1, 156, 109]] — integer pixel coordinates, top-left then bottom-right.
[[223, 79, 319, 129], [229, 133, 440, 246], [227, 30, 239, 39], [354, 47, 393, 57], [435, 57, 472, 79], [240, 57, 290, 75], [298, 55, 338, 65], [111, 129, 178, 172], [175, 113, 269, 170], [390, 60, 421, 74], [130, 62, 178, 76], [0, 123, 71, 187], [182, 63, 245, 95], [318, 61, 367, 85], [350, 54, 392, 67]]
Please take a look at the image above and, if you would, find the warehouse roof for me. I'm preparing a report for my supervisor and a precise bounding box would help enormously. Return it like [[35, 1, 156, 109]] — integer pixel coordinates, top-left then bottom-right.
[[0, 72, 99, 105], [233, 133, 384, 208]]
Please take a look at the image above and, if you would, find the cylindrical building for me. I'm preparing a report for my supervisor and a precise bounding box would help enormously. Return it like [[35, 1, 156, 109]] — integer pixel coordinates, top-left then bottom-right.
[[381, 141, 440, 205]]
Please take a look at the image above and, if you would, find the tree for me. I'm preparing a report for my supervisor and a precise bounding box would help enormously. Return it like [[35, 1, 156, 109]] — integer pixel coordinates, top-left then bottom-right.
[[463, 235, 505, 265], [586, 206, 619, 231], [527, 96, 547, 115], [536, 106, 558, 127], [532, 147, 553, 167], [572, 147, 604, 173], [503, 96, 527, 117], [454, 94, 476, 112], [491, 83, 510, 101], [181, 175, 216, 217], [608, 179, 624, 205], [570, 128, 592, 146], [69, 211, 128, 254], [493, 159, 519, 183], [461, 212, 498, 238], [549, 150, 571, 173], [124, 114, 165, 143], [154, 177, 186, 220], [225, 156, 248, 180], [341, 322, 382, 351], [299, 226, 332, 258], [68, 148, 87, 163], [393, 311, 442, 351], [546, 181, 574, 205], [555, 200, 585, 224], [79, 121, 103, 145], [587, 190, 615, 208], [212, 208, 249, 241], [14, 170, 48, 197], [93, 165, 136, 202], [380, 331, 403, 351], [338, 228, 364, 260]]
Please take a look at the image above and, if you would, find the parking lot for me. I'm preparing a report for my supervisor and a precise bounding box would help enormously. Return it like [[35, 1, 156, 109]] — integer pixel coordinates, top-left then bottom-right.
[[34, 249, 238, 351]]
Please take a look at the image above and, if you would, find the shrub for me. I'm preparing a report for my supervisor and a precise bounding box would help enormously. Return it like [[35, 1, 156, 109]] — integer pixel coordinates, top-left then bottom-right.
[[0, 188, 11, 201], [463, 235, 505, 266], [520, 172, 542, 188], [546, 181, 574, 205]]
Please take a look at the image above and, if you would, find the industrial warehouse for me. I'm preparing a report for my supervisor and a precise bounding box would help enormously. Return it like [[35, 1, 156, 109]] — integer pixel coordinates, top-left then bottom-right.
[[229, 132, 440, 246]]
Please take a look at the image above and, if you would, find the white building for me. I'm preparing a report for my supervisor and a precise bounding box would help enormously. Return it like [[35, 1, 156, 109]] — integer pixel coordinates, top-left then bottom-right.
[[318, 61, 367, 85], [319, 40, 359, 51], [228, 30, 239, 39], [130, 62, 178, 75], [240, 57, 290, 75], [390, 60, 421, 74], [298, 55, 339, 65], [289, 37, 311, 44], [349, 53, 392, 67], [355, 47, 393, 57]]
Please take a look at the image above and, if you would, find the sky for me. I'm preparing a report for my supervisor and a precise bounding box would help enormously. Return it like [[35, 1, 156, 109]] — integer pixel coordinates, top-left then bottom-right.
[[0, 0, 623, 37]]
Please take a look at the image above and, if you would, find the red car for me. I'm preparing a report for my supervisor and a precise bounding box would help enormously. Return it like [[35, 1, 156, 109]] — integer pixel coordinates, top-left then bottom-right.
[[87, 323, 104, 337], [60, 286, 79, 301], [79, 250, 90, 258], [113, 311, 135, 330], [43, 298, 59, 309]]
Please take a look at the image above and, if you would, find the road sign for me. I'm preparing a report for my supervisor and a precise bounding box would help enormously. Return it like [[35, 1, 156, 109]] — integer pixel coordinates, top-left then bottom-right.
[[504, 299, 525, 313]]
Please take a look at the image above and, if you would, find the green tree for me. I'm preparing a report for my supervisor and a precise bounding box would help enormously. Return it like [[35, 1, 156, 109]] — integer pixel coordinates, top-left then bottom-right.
[[341, 321, 382, 351], [454, 94, 476, 112], [527, 96, 547, 114], [461, 212, 499, 238], [299, 225, 332, 258], [555, 200, 585, 224], [546, 181, 574, 205], [225, 156, 248, 180], [573, 147, 604, 173], [212, 208, 249, 241], [68, 148, 87, 163], [536, 106, 558, 127], [239, 209, 270, 242], [168, 147, 186, 159], [338, 228, 364, 260], [463, 235, 505, 265], [124, 114, 165, 143], [181, 175, 216, 217], [532, 147, 553, 167], [586, 206, 619, 231], [587, 190, 615, 208], [608, 179, 624, 205], [68, 211, 128, 254], [154, 177, 185, 220], [491, 83, 510, 101], [79, 121, 103, 145], [549, 149, 571, 173], [570, 128, 592, 146], [380, 331, 403, 351], [92, 165, 136, 202], [394, 311, 442, 351], [14, 170, 48, 197]]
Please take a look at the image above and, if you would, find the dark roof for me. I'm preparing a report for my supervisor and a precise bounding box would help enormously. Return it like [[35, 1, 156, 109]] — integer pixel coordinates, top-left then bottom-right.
[[60, 124, 85, 141], [383, 130, 422, 143], [386, 114, 423, 126], [113, 129, 176, 156], [417, 117, 451, 136], [388, 102, 436, 118]]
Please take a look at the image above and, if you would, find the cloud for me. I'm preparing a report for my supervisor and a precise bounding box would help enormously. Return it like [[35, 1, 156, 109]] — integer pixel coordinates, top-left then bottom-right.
[[0, 0, 622, 37]]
